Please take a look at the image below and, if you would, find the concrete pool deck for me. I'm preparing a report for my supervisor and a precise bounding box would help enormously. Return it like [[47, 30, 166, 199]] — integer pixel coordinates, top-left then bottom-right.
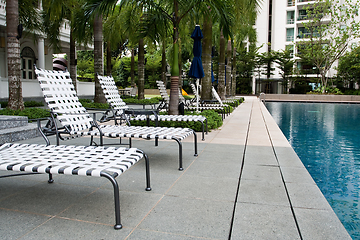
[[0, 96, 351, 239]]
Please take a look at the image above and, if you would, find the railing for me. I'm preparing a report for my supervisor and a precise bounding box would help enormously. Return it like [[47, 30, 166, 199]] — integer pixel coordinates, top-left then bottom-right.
[[297, 32, 320, 39], [287, 19, 295, 24], [298, 0, 314, 3], [286, 35, 295, 42], [0, 0, 5, 16], [298, 14, 324, 21], [288, 0, 295, 7]]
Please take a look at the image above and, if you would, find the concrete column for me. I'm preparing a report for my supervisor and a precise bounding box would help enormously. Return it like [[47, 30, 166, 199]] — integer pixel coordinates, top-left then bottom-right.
[[252, 76, 256, 94], [37, 38, 45, 69]]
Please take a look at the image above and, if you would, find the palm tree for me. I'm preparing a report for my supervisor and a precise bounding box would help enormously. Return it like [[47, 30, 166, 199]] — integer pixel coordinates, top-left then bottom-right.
[[226, 39, 232, 96], [218, 29, 226, 99], [42, 0, 92, 91], [84, 0, 232, 114], [93, 15, 107, 103], [6, 0, 43, 110], [201, 15, 213, 101], [6, 0, 23, 110]]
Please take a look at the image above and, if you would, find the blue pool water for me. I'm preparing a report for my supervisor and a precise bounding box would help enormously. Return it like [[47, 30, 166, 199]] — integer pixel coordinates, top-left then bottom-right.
[[265, 102, 360, 239]]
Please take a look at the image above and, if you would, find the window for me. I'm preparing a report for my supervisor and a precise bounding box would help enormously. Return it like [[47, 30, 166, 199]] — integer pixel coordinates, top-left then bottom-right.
[[286, 28, 294, 42], [287, 11, 295, 24], [21, 47, 35, 80], [298, 9, 307, 21]]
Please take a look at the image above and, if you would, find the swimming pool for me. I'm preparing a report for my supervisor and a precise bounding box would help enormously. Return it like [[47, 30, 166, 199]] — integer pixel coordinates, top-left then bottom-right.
[[265, 102, 360, 240]]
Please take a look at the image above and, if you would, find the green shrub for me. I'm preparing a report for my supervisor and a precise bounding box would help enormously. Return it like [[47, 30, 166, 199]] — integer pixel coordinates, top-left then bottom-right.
[[129, 109, 223, 132], [183, 95, 193, 101], [0, 101, 8, 108], [0, 108, 51, 120], [24, 101, 44, 107], [122, 97, 160, 105], [0, 100, 44, 108]]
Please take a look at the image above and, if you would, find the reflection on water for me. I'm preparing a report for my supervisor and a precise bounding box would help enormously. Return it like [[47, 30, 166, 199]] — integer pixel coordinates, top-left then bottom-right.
[[266, 102, 360, 239]]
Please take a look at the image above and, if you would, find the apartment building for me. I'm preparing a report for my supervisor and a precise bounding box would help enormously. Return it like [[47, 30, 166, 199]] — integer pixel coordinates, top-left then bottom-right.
[[254, 0, 359, 94]]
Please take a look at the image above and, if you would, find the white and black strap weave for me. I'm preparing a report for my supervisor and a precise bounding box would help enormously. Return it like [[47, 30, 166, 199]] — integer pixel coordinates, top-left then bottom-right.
[[0, 143, 143, 177]]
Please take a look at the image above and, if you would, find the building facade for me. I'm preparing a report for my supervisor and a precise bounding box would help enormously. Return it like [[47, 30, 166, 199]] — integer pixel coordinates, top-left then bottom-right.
[[0, 0, 93, 101], [253, 0, 360, 94]]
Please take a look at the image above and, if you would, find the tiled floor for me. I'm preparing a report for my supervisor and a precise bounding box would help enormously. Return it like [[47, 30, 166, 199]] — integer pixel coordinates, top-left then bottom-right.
[[0, 96, 351, 239]]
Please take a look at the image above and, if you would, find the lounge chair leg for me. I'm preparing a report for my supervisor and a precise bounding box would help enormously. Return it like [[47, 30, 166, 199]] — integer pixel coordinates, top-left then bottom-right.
[[173, 138, 183, 171], [193, 130, 198, 157], [100, 172, 122, 230], [142, 152, 152, 191], [201, 121, 205, 141], [205, 119, 208, 135], [48, 173, 54, 183]]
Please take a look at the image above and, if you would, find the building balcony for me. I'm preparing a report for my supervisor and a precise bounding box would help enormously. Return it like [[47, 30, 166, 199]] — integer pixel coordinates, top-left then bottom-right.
[[286, 35, 295, 42], [288, 0, 295, 7], [297, 0, 315, 3]]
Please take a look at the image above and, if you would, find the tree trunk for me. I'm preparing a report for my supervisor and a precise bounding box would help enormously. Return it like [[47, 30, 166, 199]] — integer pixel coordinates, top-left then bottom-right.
[[161, 40, 167, 83], [93, 15, 106, 103], [178, 42, 183, 88], [69, 32, 77, 92], [231, 47, 237, 96], [169, 1, 179, 115], [169, 43, 179, 115], [138, 38, 145, 99], [106, 42, 112, 76], [218, 30, 226, 100], [226, 39, 232, 97], [6, 0, 24, 110], [131, 48, 135, 87], [202, 17, 212, 101]]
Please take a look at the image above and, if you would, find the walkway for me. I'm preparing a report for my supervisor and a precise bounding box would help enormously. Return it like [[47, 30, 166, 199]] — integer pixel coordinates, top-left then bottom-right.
[[0, 96, 350, 239]]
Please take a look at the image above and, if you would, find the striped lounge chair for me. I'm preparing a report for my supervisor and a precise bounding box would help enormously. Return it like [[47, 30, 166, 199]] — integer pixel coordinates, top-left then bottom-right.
[[35, 67, 197, 171], [97, 74, 207, 140]]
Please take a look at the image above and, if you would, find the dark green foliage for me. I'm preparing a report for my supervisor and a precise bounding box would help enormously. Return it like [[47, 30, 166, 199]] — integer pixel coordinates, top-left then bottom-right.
[[0, 101, 8, 108], [0, 100, 44, 108], [122, 98, 160, 105], [78, 97, 160, 108], [79, 99, 109, 109], [0, 108, 51, 120], [24, 101, 44, 107], [130, 109, 223, 132], [338, 46, 360, 84], [343, 89, 360, 95], [183, 95, 193, 101]]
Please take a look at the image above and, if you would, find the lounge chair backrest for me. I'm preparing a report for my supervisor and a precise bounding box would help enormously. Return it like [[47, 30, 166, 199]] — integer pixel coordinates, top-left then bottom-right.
[[156, 81, 170, 103], [178, 88, 186, 103], [97, 74, 129, 113], [35, 67, 93, 134], [190, 83, 196, 95], [212, 87, 223, 105]]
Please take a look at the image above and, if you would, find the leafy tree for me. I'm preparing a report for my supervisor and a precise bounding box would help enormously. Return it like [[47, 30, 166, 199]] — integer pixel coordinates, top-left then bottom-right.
[[337, 46, 360, 87], [42, 0, 91, 91], [258, 49, 277, 80], [236, 43, 258, 94], [145, 50, 162, 88], [297, 0, 360, 93], [84, 0, 232, 115], [77, 50, 94, 80], [275, 50, 294, 94]]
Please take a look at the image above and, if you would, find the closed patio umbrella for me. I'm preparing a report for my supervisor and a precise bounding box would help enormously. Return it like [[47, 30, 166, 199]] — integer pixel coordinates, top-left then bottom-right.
[[188, 25, 204, 112]]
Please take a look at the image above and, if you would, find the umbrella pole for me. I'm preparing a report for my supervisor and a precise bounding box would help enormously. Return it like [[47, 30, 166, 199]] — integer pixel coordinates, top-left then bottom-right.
[[196, 78, 199, 112]]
